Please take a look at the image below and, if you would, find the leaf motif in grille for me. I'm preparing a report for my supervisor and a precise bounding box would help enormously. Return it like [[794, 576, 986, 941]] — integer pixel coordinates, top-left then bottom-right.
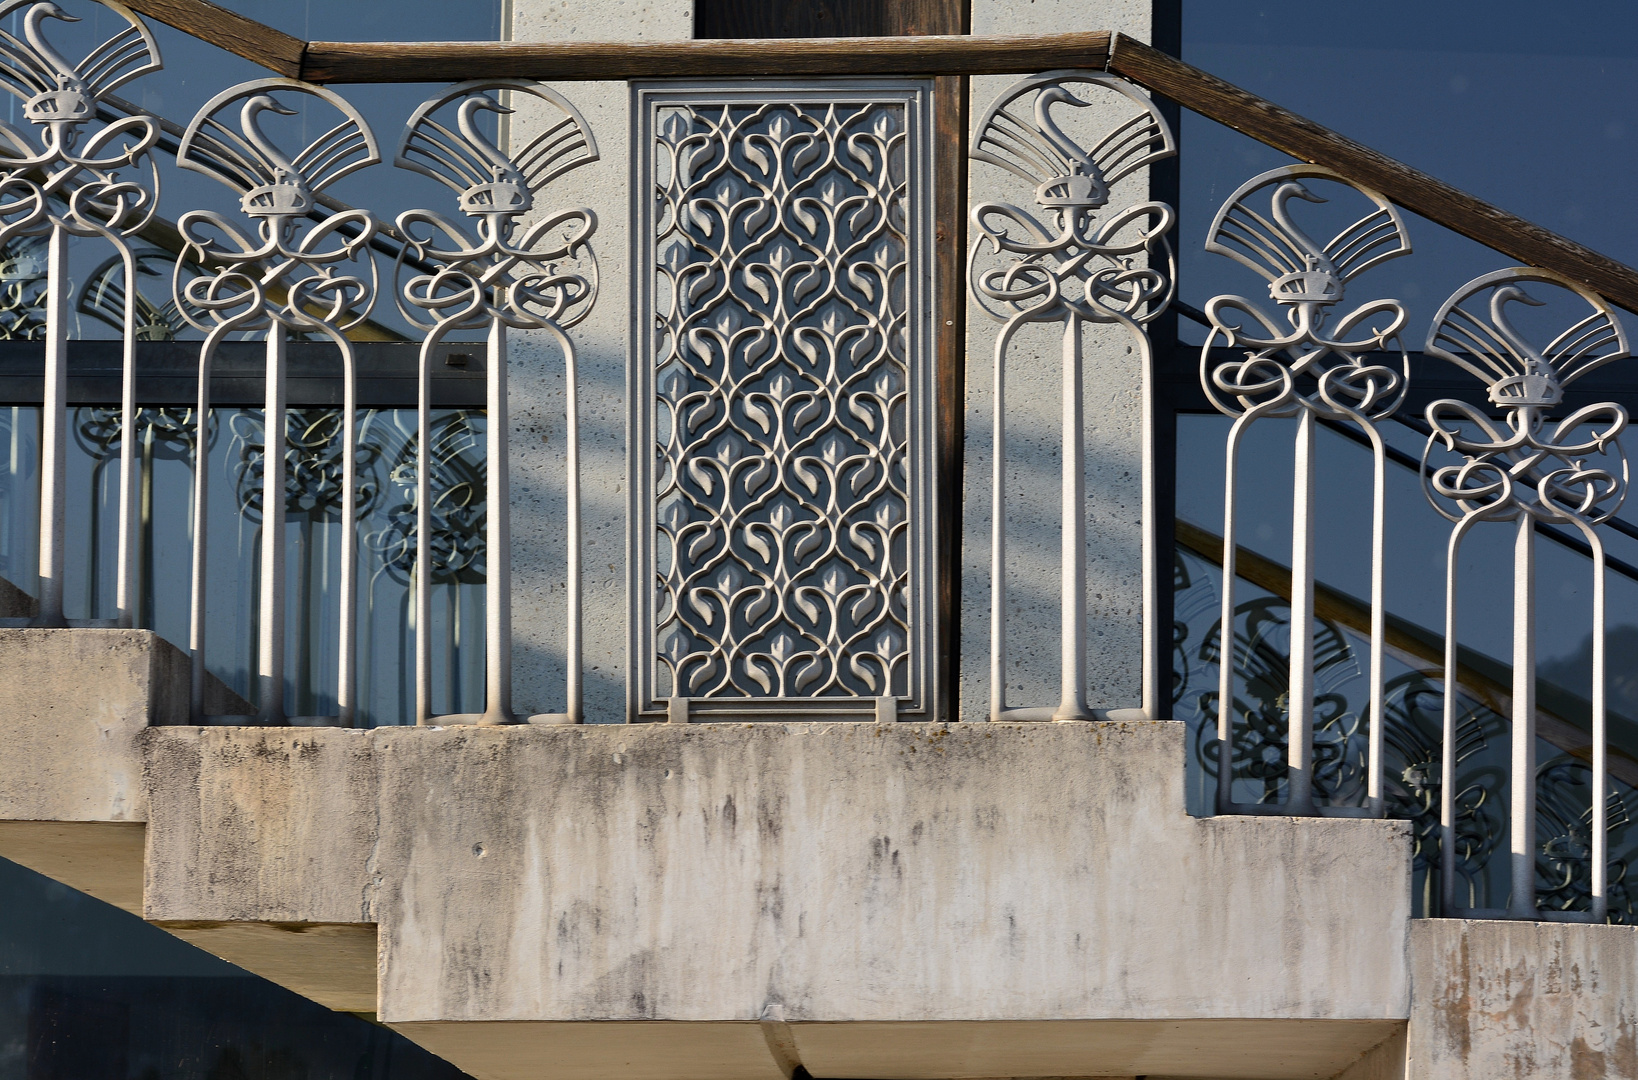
[[633, 82, 936, 717]]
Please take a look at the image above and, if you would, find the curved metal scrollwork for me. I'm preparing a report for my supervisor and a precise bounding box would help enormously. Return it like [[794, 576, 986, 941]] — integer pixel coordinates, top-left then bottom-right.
[[0, 0, 162, 630], [969, 70, 1175, 723], [631, 80, 935, 722], [1201, 166, 1412, 818], [1424, 267, 1631, 922], [394, 79, 598, 725], [175, 78, 380, 725], [1201, 165, 1410, 413]]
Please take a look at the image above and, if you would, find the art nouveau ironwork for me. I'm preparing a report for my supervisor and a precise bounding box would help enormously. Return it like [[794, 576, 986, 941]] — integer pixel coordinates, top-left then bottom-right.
[[1200, 165, 1410, 815], [630, 80, 936, 722], [175, 77, 379, 721], [394, 78, 598, 724], [0, 0, 160, 630], [968, 70, 1175, 722], [1424, 267, 1631, 920]]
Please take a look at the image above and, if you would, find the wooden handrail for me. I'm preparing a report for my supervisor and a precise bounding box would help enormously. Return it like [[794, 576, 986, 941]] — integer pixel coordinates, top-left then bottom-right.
[[300, 34, 1113, 82], [116, 3, 1638, 317], [122, 0, 304, 77]]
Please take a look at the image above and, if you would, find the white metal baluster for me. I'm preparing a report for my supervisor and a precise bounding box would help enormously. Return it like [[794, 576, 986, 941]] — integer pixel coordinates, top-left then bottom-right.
[[415, 336, 433, 725], [1216, 415, 1253, 812], [1508, 512, 1537, 919], [337, 339, 358, 726], [1055, 315, 1090, 721], [1590, 527, 1608, 923], [1366, 422, 1388, 814], [483, 313, 513, 724], [36, 225, 66, 627], [1439, 520, 1473, 914], [1139, 330, 1161, 721], [989, 322, 1015, 722], [561, 325, 583, 723], [1287, 407, 1318, 815], [258, 326, 287, 723], [115, 246, 137, 628], [190, 327, 231, 720]]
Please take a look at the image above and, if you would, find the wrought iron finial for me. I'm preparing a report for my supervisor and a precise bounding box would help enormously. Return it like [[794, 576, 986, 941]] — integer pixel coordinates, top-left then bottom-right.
[[393, 79, 599, 334], [173, 79, 380, 334], [968, 69, 1176, 330], [1200, 165, 1412, 421], [1422, 267, 1630, 526]]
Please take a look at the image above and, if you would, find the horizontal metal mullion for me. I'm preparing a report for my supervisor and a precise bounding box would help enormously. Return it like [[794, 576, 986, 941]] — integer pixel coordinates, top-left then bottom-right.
[[0, 341, 486, 408]]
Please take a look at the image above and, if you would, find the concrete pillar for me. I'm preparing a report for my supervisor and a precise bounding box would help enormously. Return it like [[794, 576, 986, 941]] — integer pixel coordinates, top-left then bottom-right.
[[962, 0, 1159, 721], [505, 0, 692, 722]]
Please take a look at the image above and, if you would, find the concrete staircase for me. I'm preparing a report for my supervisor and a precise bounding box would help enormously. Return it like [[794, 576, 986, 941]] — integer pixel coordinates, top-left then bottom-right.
[[0, 628, 1633, 1080]]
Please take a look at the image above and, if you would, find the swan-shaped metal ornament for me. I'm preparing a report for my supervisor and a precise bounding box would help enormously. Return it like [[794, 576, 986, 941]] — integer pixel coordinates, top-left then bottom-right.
[[967, 70, 1176, 726], [0, 0, 160, 172], [176, 78, 379, 264], [172, 78, 381, 726], [1422, 268, 1630, 526], [1200, 165, 1412, 419], [0, 2, 164, 633], [1198, 167, 1412, 822], [392, 78, 599, 332], [392, 79, 600, 728], [968, 70, 1176, 329]]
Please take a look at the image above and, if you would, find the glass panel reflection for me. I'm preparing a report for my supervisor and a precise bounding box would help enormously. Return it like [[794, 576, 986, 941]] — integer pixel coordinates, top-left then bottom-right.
[[0, 404, 485, 725]]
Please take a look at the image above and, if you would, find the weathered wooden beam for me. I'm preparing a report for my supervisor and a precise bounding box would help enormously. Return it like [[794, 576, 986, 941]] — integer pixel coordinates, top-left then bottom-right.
[[1107, 33, 1638, 317], [124, 0, 306, 78], [297, 32, 1111, 83]]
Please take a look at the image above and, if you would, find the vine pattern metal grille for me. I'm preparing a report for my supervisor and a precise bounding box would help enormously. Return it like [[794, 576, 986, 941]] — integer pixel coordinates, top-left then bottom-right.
[[630, 81, 936, 721]]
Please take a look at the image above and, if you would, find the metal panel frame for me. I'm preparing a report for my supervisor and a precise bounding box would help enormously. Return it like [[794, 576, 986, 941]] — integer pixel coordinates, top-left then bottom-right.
[[628, 77, 938, 723]]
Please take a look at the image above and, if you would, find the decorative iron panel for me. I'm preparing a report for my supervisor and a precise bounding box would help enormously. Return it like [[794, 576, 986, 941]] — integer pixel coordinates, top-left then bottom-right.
[[629, 81, 937, 722]]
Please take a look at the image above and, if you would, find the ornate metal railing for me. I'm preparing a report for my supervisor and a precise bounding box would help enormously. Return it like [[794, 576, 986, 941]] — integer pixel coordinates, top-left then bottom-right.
[[0, 0, 1632, 922], [0, 2, 590, 727]]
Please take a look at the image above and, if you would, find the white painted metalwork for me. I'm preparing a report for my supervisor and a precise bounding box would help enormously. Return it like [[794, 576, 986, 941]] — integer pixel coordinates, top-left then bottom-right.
[[1200, 165, 1410, 816], [175, 78, 380, 722], [0, 0, 160, 631], [968, 70, 1175, 722], [393, 78, 599, 725], [1423, 267, 1629, 921], [629, 80, 937, 722]]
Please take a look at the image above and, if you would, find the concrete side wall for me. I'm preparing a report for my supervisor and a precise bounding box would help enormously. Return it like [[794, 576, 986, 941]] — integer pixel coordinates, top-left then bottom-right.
[[370, 721, 1412, 1026], [961, 0, 1160, 720], [0, 628, 183, 822], [1408, 919, 1638, 1080], [141, 727, 379, 925]]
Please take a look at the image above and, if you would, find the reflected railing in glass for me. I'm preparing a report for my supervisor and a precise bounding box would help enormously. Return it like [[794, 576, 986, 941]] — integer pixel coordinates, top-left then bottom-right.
[[0, 402, 486, 726]]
